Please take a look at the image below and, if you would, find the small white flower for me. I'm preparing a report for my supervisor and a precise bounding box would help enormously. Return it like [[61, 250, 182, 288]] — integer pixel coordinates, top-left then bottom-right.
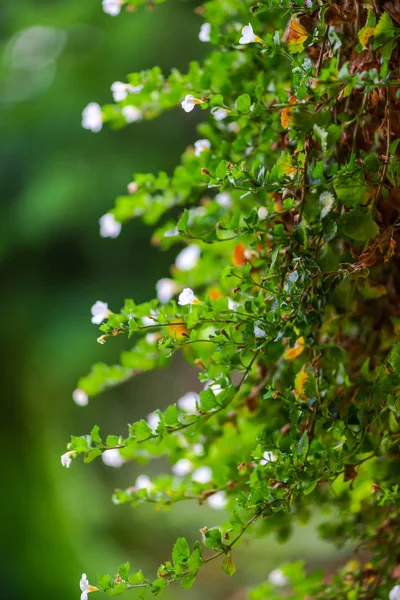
[[111, 82, 143, 102], [61, 451, 74, 468], [207, 491, 227, 510], [97, 335, 107, 345], [260, 451, 277, 465], [227, 121, 240, 133], [122, 105, 142, 123], [389, 585, 400, 600], [156, 278, 177, 303], [99, 213, 121, 238], [175, 244, 200, 271], [258, 206, 268, 220], [102, 449, 125, 468], [111, 81, 130, 102], [239, 23, 262, 44], [102, 0, 122, 15], [192, 443, 204, 456], [172, 458, 193, 476], [211, 107, 229, 121], [268, 569, 289, 587], [82, 102, 103, 133], [80, 573, 98, 600], [147, 411, 160, 433], [204, 381, 223, 395], [142, 315, 157, 326], [135, 474, 153, 491], [228, 297, 238, 311], [181, 94, 203, 113], [254, 323, 266, 338], [178, 288, 198, 306], [90, 301, 109, 325], [192, 466, 212, 483], [319, 191, 335, 219], [194, 138, 211, 157], [145, 332, 158, 344], [72, 388, 89, 407], [127, 181, 139, 194], [199, 22, 211, 42], [178, 391, 199, 413], [305, 0, 313, 7], [215, 192, 232, 207]]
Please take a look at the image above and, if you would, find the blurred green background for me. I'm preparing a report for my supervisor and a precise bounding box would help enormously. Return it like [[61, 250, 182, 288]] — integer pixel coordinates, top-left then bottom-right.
[[1, 2, 348, 599]]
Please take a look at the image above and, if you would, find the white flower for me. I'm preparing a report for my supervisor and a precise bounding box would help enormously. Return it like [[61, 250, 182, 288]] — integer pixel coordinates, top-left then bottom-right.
[[102, 0, 122, 16], [80, 574, 98, 600], [102, 449, 125, 468], [61, 451, 74, 468], [211, 107, 229, 121], [254, 323, 266, 338], [145, 332, 158, 344], [82, 102, 103, 133], [72, 388, 89, 407], [181, 94, 203, 113], [194, 139, 211, 157], [142, 315, 157, 326], [172, 458, 193, 476], [207, 491, 227, 510], [156, 278, 177, 303], [135, 474, 153, 491], [319, 191, 335, 219], [239, 23, 262, 44], [178, 288, 198, 306], [228, 298, 238, 311], [147, 411, 160, 433], [192, 443, 204, 456], [111, 82, 143, 102], [111, 81, 130, 102], [192, 466, 212, 483], [127, 181, 139, 194], [305, 0, 313, 7], [99, 213, 121, 238], [199, 22, 211, 42], [268, 569, 289, 587], [175, 244, 200, 271], [90, 301, 109, 325], [227, 121, 240, 133], [122, 105, 142, 123], [260, 451, 277, 465], [178, 391, 199, 412], [204, 381, 223, 395], [389, 585, 400, 600], [258, 206, 268, 220], [215, 192, 232, 207]]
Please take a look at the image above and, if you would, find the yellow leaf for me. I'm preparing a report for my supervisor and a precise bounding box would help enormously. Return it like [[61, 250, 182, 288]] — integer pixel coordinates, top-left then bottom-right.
[[284, 337, 305, 360], [295, 371, 309, 400], [358, 26, 375, 48], [288, 19, 308, 53]]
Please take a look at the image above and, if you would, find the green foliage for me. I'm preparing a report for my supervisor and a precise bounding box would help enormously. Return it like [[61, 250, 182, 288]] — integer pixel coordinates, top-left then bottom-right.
[[65, 0, 400, 598]]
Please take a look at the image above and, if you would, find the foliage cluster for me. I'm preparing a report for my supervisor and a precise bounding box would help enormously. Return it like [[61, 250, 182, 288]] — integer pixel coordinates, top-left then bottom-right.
[[65, 0, 399, 598]]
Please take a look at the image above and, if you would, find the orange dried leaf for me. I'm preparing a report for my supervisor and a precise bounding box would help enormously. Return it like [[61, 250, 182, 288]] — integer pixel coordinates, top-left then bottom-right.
[[288, 19, 308, 52], [208, 287, 223, 301], [284, 337, 305, 360], [232, 243, 247, 267]]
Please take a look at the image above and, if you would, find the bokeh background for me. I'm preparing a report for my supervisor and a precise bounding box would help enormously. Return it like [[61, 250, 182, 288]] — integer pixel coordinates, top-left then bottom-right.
[[1, 2, 348, 599]]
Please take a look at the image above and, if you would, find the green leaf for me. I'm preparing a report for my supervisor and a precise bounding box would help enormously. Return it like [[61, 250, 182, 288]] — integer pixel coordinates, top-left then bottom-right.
[[235, 93, 251, 113], [128, 318, 139, 338], [374, 12, 395, 44], [389, 343, 400, 375], [90, 424, 102, 445], [84, 447, 102, 463], [295, 432, 309, 462], [177, 209, 190, 232], [222, 553, 236, 576], [341, 208, 379, 242], [172, 537, 190, 565], [203, 528, 223, 550]]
